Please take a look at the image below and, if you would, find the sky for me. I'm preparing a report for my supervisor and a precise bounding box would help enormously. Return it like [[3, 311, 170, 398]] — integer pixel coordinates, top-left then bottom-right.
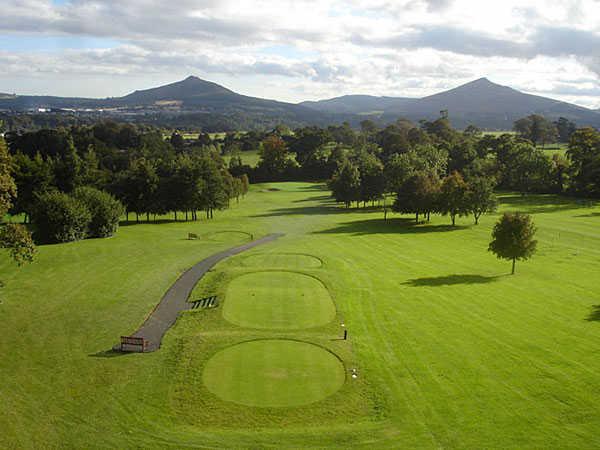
[[1, 0, 599, 108]]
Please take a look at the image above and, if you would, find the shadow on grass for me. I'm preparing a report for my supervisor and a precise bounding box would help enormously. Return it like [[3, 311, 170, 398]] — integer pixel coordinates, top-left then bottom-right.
[[120, 219, 181, 227], [574, 212, 600, 218], [89, 349, 131, 358], [586, 305, 600, 321], [293, 194, 334, 203], [315, 218, 468, 235], [403, 274, 502, 287], [297, 184, 328, 192], [499, 194, 597, 215], [251, 204, 348, 217]]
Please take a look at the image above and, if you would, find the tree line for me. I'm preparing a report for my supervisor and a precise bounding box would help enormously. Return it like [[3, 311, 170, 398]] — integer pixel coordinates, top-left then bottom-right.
[[5, 121, 249, 243], [218, 114, 597, 225]]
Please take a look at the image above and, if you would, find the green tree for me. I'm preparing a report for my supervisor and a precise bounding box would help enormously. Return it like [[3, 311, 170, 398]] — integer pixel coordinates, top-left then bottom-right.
[[566, 128, 600, 196], [329, 160, 361, 208], [514, 115, 558, 146], [353, 149, 385, 206], [0, 223, 35, 265], [0, 137, 16, 216], [240, 174, 250, 197], [393, 171, 440, 223], [439, 171, 470, 226], [198, 156, 228, 218], [31, 191, 91, 243], [384, 152, 415, 194], [258, 135, 289, 176], [467, 177, 498, 224], [554, 117, 577, 143], [73, 187, 124, 237], [51, 136, 82, 192], [11, 152, 54, 221], [0, 137, 36, 265], [488, 212, 537, 274], [360, 119, 378, 135]]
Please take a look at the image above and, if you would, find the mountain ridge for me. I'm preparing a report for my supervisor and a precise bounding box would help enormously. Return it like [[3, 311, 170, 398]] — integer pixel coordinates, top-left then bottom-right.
[[1, 76, 598, 129]]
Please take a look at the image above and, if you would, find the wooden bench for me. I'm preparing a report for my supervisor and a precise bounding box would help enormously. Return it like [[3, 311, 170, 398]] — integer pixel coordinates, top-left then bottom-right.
[[120, 336, 148, 352]]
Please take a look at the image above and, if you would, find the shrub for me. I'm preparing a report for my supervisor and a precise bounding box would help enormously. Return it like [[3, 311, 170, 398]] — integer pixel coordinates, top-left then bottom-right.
[[73, 187, 124, 238], [31, 191, 91, 243], [0, 223, 35, 265]]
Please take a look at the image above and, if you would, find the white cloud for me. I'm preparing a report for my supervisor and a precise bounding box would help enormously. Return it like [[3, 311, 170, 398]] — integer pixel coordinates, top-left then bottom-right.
[[0, 0, 598, 108]]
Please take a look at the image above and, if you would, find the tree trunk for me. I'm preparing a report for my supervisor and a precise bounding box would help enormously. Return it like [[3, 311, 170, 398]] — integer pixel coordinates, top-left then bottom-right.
[[126, 211, 129, 223], [512, 258, 516, 275], [427, 212, 430, 222], [136, 213, 139, 223], [185, 211, 188, 221], [451, 214, 456, 226], [474, 213, 479, 225], [384, 208, 388, 221], [415, 212, 419, 223], [174, 211, 177, 221], [146, 212, 150, 222]]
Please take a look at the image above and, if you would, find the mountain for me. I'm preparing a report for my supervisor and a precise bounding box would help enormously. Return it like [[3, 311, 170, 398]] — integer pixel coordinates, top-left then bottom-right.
[[117, 76, 234, 105], [300, 94, 415, 115], [303, 78, 600, 129], [386, 78, 600, 128], [1, 76, 599, 130], [0, 76, 330, 128]]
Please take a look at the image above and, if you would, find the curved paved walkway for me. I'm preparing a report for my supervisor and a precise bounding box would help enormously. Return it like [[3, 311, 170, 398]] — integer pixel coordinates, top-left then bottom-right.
[[128, 233, 284, 352]]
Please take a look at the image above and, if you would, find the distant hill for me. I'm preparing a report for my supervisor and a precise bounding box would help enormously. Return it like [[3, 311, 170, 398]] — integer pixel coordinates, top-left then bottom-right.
[[300, 95, 415, 115], [387, 78, 600, 128], [0, 76, 331, 128], [303, 78, 600, 129], [1, 76, 599, 130]]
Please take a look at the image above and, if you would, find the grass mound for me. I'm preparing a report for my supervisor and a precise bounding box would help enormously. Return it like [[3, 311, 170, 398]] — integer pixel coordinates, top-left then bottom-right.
[[223, 271, 335, 329], [241, 253, 323, 269], [202, 339, 345, 407]]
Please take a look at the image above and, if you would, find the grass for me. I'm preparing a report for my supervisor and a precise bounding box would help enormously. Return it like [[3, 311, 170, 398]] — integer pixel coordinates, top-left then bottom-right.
[[202, 339, 345, 407], [241, 252, 323, 269], [222, 149, 261, 167], [2, 182, 600, 448], [222, 271, 336, 329]]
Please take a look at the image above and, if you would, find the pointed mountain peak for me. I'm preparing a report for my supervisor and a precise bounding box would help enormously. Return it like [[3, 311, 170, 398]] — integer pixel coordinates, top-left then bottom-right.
[[461, 77, 503, 88], [182, 75, 203, 83]]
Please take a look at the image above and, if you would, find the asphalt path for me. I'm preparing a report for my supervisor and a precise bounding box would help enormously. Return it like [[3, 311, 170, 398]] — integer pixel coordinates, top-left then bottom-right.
[[125, 233, 283, 352]]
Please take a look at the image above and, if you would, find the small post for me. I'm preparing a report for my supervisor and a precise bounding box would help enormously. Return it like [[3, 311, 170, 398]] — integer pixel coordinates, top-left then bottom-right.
[[343, 329, 348, 340]]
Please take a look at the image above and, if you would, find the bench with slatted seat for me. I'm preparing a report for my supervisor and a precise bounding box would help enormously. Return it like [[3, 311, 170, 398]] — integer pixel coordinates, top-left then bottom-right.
[[190, 295, 218, 309]]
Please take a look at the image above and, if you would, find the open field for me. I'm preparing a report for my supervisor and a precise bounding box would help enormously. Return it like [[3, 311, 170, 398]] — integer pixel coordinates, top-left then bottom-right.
[[222, 149, 261, 167], [2, 183, 600, 448]]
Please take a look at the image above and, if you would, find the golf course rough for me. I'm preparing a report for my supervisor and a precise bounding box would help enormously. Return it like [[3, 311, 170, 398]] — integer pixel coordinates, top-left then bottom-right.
[[223, 271, 336, 329], [202, 339, 346, 407]]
